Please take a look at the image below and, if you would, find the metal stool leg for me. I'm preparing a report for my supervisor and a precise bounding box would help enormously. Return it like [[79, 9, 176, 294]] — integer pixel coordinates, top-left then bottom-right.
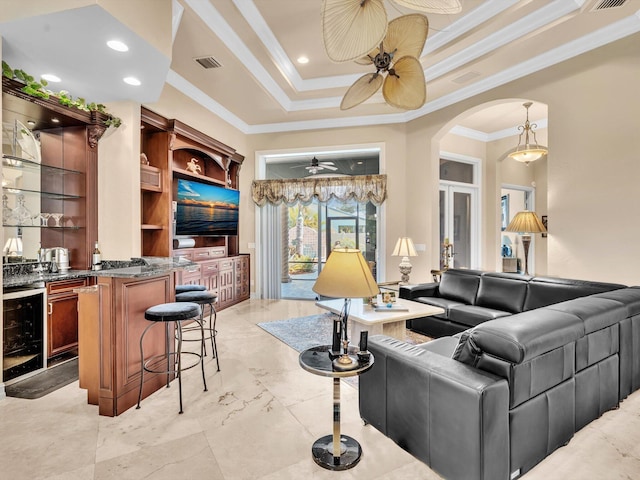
[[198, 316, 208, 391], [210, 303, 220, 372], [176, 321, 183, 414]]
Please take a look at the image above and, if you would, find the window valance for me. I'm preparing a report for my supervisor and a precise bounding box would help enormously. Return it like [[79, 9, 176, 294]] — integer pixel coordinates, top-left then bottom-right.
[[251, 174, 387, 207]]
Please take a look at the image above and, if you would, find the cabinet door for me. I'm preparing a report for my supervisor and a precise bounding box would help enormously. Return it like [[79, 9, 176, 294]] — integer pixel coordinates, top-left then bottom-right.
[[48, 292, 79, 359], [219, 268, 235, 306], [201, 260, 219, 292]]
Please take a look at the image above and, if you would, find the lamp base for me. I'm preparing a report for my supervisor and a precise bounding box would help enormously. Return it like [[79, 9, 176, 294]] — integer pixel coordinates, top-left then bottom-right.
[[332, 354, 359, 371], [397, 255, 413, 284]]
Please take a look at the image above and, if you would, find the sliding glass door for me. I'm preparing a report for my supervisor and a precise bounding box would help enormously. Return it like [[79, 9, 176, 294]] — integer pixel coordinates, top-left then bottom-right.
[[283, 198, 377, 299]]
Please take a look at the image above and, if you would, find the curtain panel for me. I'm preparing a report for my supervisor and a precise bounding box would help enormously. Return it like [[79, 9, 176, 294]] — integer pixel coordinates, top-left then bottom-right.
[[251, 174, 387, 207]]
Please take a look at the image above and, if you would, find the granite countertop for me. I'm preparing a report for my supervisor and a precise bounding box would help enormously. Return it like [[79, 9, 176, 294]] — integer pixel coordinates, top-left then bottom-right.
[[3, 256, 195, 288], [89, 257, 195, 278]]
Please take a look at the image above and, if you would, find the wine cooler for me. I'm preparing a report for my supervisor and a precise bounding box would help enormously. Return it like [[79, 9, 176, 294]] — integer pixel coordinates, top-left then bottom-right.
[[3, 285, 46, 383]]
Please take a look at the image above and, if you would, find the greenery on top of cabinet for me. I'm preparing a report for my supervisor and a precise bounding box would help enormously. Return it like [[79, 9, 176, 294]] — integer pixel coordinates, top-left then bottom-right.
[[2, 61, 122, 128]]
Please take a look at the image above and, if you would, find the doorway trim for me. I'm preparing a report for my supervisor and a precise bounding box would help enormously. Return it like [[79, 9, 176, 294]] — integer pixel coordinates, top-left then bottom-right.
[[439, 151, 482, 269]]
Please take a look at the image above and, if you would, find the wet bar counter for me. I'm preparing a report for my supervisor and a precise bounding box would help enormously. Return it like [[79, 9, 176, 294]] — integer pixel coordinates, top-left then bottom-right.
[[76, 257, 194, 416]]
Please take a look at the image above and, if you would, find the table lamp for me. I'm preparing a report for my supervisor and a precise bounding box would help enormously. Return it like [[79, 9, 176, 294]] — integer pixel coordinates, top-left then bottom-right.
[[312, 248, 380, 370], [505, 211, 547, 275], [392, 237, 418, 284]]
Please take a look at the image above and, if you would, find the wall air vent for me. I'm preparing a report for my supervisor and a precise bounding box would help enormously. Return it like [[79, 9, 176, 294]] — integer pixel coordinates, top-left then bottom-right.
[[194, 56, 222, 69], [590, 0, 627, 11]]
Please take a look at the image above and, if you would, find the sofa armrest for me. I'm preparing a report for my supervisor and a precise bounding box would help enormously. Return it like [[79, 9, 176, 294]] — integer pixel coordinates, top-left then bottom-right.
[[360, 335, 509, 480], [400, 282, 439, 300]]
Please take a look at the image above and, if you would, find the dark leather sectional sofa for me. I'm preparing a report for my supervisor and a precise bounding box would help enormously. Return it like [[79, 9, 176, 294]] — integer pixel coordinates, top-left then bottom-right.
[[359, 269, 640, 479]]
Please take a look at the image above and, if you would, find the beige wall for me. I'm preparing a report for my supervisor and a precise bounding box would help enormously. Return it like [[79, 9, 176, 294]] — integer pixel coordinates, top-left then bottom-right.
[[97, 101, 142, 260]]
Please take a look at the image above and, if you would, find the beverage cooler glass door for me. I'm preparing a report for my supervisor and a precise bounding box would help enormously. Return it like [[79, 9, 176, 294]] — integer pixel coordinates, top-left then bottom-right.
[[2, 287, 47, 383]]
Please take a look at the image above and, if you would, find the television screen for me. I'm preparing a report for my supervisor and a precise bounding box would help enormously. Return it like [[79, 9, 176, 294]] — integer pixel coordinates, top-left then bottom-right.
[[175, 178, 239, 236]]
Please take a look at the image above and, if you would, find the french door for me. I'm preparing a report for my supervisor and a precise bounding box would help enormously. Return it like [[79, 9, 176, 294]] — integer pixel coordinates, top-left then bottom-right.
[[439, 184, 479, 269]]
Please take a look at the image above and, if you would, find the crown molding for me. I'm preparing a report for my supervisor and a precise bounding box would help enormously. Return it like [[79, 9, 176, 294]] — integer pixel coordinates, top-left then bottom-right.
[[175, 2, 640, 134], [425, 0, 584, 82]]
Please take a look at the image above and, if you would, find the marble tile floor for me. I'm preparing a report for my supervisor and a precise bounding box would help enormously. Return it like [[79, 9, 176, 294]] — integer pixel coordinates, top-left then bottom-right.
[[1, 298, 640, 479]]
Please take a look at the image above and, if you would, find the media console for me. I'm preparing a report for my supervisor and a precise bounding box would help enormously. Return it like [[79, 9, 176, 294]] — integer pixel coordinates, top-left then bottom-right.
[[140, 107, 249, 311]]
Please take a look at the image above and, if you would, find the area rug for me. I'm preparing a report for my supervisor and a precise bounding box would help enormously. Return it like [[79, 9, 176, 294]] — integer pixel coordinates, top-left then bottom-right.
[[5, 358, 78, 399], [258, 312, 339, 353], [258, 313, 430, 389]]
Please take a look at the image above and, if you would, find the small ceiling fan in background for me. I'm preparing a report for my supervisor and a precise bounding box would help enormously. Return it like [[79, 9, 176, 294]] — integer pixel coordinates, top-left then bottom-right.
[[292, 157, 338, 175]]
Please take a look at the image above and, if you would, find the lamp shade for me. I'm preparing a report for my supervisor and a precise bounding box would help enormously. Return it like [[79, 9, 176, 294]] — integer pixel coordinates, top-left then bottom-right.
[[3, 237, 23, 255], [392, 237, 417, 257], [313, 248, 380, 299], [505, 211, 547, 234]]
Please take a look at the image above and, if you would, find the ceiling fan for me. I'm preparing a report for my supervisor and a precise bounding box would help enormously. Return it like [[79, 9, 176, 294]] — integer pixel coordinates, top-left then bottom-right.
[[321, 0, 460, 62], [292, 157, 338, 175], [340, 14, 429, 110]]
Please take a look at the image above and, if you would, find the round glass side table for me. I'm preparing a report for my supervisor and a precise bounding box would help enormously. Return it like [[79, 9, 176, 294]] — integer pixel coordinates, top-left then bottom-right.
[[298, 345, 374, 471]]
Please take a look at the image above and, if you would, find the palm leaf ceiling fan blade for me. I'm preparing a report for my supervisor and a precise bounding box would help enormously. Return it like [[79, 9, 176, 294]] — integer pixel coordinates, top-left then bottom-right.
[[383, 56, 426, 110], [322, 0, 388, 63], [340, 73, 384, 110], [384, 13, 429, 60], [391, 0, 462, 14]]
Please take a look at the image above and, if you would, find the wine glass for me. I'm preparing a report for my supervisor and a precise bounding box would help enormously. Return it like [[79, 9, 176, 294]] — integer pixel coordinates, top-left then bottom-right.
[[39, 213, 51, 227], [50, 213, 64, 227]]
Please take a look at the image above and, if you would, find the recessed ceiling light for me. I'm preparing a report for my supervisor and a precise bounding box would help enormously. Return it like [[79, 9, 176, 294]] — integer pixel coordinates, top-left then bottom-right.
[[27, 120, 36, 126], [123, 76, 141, 86], [297, 56, 309, 64], [41, 73, 61, 82], [107, 40, 129, 52], [51, 118, 60, 123]]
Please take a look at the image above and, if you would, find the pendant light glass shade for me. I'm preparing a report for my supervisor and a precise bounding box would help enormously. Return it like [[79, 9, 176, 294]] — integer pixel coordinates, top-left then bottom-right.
[[508, 102, 548, 165], [392, 0, 462, 14], [322, 0, 388, 63]]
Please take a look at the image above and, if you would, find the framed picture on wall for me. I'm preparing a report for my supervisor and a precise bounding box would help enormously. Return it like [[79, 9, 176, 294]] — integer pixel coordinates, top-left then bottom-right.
[[501, 195, 509, 231]]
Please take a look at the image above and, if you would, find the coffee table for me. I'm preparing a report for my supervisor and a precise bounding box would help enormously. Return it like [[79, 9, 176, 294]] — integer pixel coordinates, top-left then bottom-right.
[[315, 298, 444, 341], [299, 345, 374, 470]]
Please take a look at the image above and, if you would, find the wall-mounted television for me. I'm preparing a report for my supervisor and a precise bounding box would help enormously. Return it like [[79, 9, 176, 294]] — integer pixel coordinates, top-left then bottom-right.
[[175, 178, 239, 236]]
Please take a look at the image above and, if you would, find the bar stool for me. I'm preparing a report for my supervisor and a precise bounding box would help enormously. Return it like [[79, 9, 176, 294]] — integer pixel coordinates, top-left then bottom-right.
[[176, 284, 206, 294], [136, 302, 207, 414], [175, 290, 220, 372]]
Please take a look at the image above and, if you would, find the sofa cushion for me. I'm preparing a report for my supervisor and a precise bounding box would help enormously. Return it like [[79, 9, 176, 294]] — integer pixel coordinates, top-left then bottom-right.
[[547, 297, 627, 334], [438, 269, 482, 305], [416, 336, 459, 357], [592, 287, 640, 317], [476, 273, 529, 313], [448, 305, 511, 327], [453, 308, 584, 365], [523, 276, 625, 311], [413, 296, 464, 318]]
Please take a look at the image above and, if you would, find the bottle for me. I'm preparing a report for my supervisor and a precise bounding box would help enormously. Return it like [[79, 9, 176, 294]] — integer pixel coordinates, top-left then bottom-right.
[[37, 242, 43, 262], [92, 242, 102, 271]]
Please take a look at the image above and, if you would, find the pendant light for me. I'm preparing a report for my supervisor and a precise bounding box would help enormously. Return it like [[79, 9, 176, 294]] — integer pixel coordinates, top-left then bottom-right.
[[508, 102, 548, 165]]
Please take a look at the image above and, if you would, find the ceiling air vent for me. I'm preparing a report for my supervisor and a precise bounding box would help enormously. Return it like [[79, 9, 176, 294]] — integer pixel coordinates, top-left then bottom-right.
[[194, 56, 222, 69], [590, 0, 627, 11]]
